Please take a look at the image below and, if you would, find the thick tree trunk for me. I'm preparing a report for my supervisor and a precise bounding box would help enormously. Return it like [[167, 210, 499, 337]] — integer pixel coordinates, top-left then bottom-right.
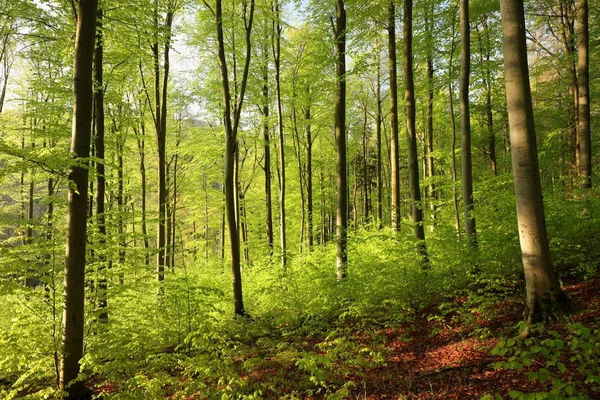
[[60, 0, 97, 397], [335, 0, 348, 279], [460, 0, 477, 248], [500, 0, 573, 325], [94, 7, 107, 322], [577, 0, 591, 189], [388, 1, 400, 232], [404, 0, 428, 265]]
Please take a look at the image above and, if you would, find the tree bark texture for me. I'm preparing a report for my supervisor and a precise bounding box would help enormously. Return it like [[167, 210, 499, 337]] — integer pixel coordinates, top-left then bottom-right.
[[60, 0, 97, 397], [388, 1, 400, 233], [335, 0, 348, 279], [404, 0, 428, 264], [94, 6, 107, 322], [577, 0, 591, 189], [460, 0, 477, 248], [500, 0, 572, 324]]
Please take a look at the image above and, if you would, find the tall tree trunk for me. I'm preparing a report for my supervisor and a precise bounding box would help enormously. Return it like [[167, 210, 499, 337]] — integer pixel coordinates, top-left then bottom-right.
[[425, 2, 436, 225], [460, 0, 477, 248], [449, 31, 461, 239], [500, 0, 573, 326], [305, 94, 314, 249], [475, 18, 497, 176], [335, 0, 348, 279], [577, 0, 591, 189], [376, 37, 383, 230], [134, 122, 150, 266], [94, 6, 107, 322], [388, 1, 400, 232], [404, 0, 428, 265], [116, 122, 125, 283], [215, 0, 255, 316], [362, 107, 370, 224], [153, 2, 175, 284], [60, 0, 97, 397], [272, 0, 286, 269], [261, 50, 274, 254]]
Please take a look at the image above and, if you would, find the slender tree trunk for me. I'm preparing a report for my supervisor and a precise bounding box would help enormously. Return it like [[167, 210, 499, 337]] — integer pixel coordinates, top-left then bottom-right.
[[335, 0, 348, 279], [577, 0, 591, 189], [305, 96, 314, 249], [388, 1, 400, 232], [261, 51, 274, 254], [362, 107, 370, 224], [214, 0, 255, 315], [449, 36, 461, 239], [404, 0, 428, 265], [116, 123, 125, 283], [94, 7, 107, 322], [425, 3, 436, 225], [376, 37, 383, 230], [171, 153, 178, 267], [460, 0, 477, 248], [500, 0, 573, 326], [60, 1, 97, 397], [135, 123, 150, 266], [272, 0, 286, 269]]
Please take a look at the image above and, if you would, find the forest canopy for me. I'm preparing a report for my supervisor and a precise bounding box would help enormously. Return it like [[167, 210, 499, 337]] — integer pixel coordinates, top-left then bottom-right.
[[0, 0, 599, 398]]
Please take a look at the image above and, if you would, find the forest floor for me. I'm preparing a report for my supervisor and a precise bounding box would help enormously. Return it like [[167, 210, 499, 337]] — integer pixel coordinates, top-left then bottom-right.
[[88, 277, 600, 399]]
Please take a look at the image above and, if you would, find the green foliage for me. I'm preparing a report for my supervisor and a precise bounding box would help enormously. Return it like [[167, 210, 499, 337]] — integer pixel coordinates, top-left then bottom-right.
[[489, 323, 600, 399]]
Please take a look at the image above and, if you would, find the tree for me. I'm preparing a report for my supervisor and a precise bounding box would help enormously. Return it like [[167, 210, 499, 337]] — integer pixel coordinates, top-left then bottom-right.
[[94, 4, 108, 323], [577, 0, 591, 189], [334, 0, 347, 279], [211, 0, 255, 315], [499, 0, 572, 326], [388, 0, 400, 233], [404, 0, 428, 264], [60, 0, 97, 397], [460, 0, 477, 248], [272, 0, 286, 268]]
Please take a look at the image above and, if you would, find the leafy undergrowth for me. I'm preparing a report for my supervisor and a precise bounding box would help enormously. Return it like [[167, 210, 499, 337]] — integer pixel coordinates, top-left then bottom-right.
[[87, 277, 600, 399]]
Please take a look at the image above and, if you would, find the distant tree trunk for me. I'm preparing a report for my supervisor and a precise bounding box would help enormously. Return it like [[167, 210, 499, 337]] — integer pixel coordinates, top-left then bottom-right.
[[376, 37, 383, 230], [305, 88, 314, 249], [171, 152, 179, 267], [134, 121, 150, 266], [449, 32, 461, 239], [94, 6, 107, 322], [475, 18, 497, 176], [214, 0, 255, 315], [115, 120, 125, 283], [500, 0, 573, 326], [0, 33, 12, 113], [335, 0, 348, 279], [261, 49, 274, 255], [460, 0, 477, 248], [404, 0, 428, 265], [272, 0, 286, 269], [388, 1, 400, 233], [362, 107, 370, 224], [153, 1, 175, 284], [60, 0, 97, 397], [577, 0, 591, 189], [425, 2, 436, 225]]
